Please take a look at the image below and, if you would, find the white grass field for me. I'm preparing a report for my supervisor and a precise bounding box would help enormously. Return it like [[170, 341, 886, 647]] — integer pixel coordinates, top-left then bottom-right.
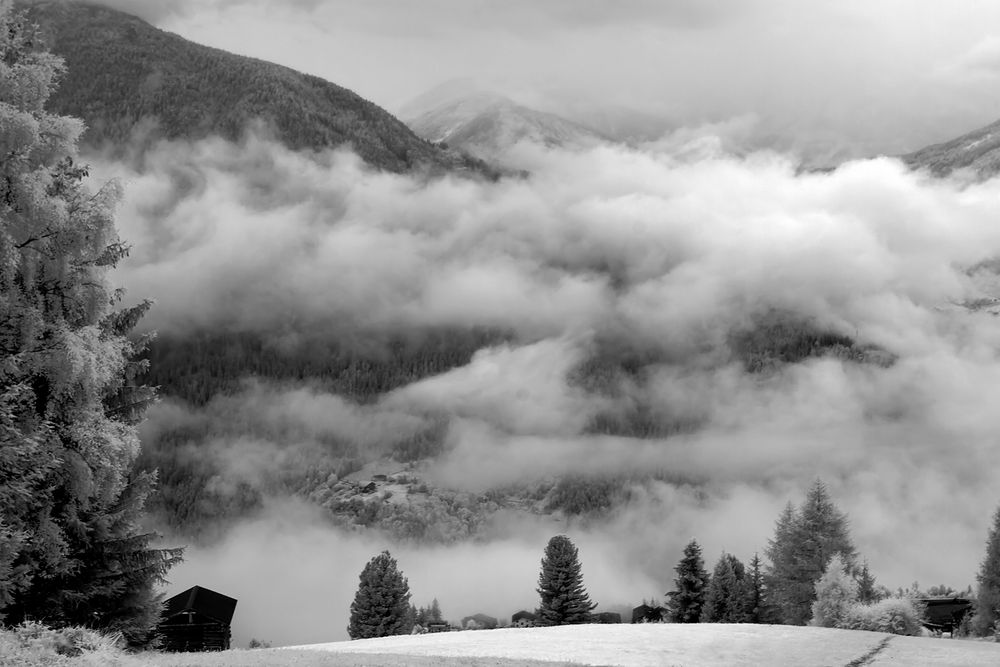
[[286, 624, 1000, 667], [14, 624, 1000, 667]]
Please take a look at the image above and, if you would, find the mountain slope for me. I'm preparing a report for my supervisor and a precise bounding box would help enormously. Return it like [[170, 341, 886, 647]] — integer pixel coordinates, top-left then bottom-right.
[[903, 118, 1000, 178], [406, 92, 606, 162], [20, 0, 487, 174]]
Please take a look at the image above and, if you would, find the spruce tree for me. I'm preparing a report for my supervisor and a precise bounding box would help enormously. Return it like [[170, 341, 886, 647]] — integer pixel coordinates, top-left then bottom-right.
[[855, 561, 878, 604], [765, 481, 855, 625], [348, 551, 412, 639], [701, 553, 748, 622], [745, 553, 769, 623], [0, 4, 180, 644], [430, 598, 442, 622], [974, 505, 1000, 636], [536, 535, 596, 625], [668, 539, 710, 623]]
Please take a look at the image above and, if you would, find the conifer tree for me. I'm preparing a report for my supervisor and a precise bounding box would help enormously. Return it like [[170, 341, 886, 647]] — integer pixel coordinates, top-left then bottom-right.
[[348, 551, 412, 639], [430, 597, 442, 622], [0, 3, 180, 644], [765, 481, 855, 625], [536, 535, 596, 625], [701, 553, 748, 623], [668, 539, 710, 623], [974, 505, 1000, 636], [745, 553, 769, 623], [855, 561, 879, 604]]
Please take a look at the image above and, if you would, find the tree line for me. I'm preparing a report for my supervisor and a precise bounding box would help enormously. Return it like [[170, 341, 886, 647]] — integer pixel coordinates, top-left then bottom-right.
[[348, 480, 1000, 639]]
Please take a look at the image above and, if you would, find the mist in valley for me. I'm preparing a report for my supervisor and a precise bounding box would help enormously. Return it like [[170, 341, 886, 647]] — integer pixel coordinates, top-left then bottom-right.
[[82, 128, 1000, 645]]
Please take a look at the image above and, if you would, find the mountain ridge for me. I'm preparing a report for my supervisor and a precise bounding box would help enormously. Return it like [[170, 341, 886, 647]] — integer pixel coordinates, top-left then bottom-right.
[[19, 0, 493, 175]]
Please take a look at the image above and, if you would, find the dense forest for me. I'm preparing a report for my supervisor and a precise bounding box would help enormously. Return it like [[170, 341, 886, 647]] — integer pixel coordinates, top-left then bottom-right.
[[18, 1, 496, 176]]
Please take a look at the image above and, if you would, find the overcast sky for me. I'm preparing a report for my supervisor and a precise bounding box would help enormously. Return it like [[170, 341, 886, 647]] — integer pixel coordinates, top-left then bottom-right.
[[97, 0, 1000, 158]]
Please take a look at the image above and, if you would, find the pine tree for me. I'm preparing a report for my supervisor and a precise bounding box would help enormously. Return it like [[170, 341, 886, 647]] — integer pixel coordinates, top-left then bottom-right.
[[348, 551, 412, 639], [536, 535, 596, 625], [668, 539, 710, 623], [765, 481, 856, 625], [430, 597, 442, 622], [974, 505, 1000, 636], [855, 561, 879, 604], [809, 554, 858, 628], [0, 4, 180, 643], [701, 553, 748, 622], [745, 553, 769, 623]]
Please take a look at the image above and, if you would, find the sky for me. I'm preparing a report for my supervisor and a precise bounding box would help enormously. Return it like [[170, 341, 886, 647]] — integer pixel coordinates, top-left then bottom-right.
[[97, 0, 1000, 159]]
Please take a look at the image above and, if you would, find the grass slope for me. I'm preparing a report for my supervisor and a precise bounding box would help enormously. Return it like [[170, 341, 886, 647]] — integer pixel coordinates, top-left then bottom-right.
[[290, 624, 1000, 667], [18, 1, 491, 175]]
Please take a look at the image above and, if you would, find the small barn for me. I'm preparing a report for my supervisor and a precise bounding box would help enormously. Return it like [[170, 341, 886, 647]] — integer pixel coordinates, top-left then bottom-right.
[[511, 610, 538, 627], [158, 585, 238, 652], [919, 597, 973, 634], [631, 604, 666, 623]]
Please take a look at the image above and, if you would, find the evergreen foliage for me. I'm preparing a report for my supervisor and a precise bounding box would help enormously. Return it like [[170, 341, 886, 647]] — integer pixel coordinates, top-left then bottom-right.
[[667, 539, 710, 623], [974, 505, 1000, 635], [809, 554, 858, 628], [765, 481, 856, 625], [700, 553, 749, 623], [347, 551, 411, 639], [745, 553, 771, 623], [535, 535, 596, 625], [0, 2, 181, 644], [855, 561, 880, 604]]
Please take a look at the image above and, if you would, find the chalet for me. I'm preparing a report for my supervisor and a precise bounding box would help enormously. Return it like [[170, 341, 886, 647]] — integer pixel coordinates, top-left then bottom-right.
[[461, 613, 498, 630], [157, 585, 237, 652], [426, 621, 450, 633], [631, 604, 666, 623], [511, 610, 537, 627]]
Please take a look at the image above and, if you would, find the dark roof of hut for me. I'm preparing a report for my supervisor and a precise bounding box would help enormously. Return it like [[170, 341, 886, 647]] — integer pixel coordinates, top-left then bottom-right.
[[163, 586, 238, 624]]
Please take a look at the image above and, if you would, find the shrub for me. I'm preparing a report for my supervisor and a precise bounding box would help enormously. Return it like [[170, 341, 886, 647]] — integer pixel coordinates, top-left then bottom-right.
[[842, 598, 924, 635], [809, 554, 858, 628]]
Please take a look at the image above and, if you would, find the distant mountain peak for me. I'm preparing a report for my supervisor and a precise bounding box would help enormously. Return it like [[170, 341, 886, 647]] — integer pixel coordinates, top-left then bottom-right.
[[404, 88, 607, 165]]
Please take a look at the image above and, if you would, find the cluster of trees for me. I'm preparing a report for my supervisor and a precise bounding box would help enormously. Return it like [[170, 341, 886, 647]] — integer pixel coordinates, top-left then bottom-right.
[[348, 534, 598, 638], [0, 4, 179, 645], [665, 481, 863, 626]]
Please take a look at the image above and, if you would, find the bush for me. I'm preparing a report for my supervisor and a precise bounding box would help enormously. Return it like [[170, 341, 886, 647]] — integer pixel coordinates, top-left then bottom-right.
[[0, 621, 123, 666], [842, 598, 924, 635]]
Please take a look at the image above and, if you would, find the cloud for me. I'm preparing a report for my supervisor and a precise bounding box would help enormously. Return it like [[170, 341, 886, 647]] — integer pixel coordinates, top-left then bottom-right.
[[96, 131, 1000, 636]]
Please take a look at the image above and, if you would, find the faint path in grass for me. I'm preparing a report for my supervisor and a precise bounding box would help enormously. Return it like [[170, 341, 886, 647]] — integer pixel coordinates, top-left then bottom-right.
[[843, 636, 892, 667]]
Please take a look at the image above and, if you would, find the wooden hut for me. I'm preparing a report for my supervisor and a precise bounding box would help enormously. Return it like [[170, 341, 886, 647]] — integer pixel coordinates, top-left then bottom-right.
[[158, 585, 238, 652], [631, 604, 666, 623], [919, 597, 973, 635]]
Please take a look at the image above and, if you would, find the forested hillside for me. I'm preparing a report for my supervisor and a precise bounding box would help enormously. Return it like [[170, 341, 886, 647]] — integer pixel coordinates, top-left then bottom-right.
[[19, 0, 492, 175]]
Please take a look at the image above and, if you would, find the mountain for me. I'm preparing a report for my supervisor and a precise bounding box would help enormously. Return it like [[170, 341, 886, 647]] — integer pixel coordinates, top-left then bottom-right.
[[902, 117, 1000, 178], [19, 0, 490, 174], [405, 91, 607, 163]]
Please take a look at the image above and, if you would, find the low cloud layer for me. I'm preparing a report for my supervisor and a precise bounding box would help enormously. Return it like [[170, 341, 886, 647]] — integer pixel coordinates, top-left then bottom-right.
[[93, 132, 1000, 644]]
